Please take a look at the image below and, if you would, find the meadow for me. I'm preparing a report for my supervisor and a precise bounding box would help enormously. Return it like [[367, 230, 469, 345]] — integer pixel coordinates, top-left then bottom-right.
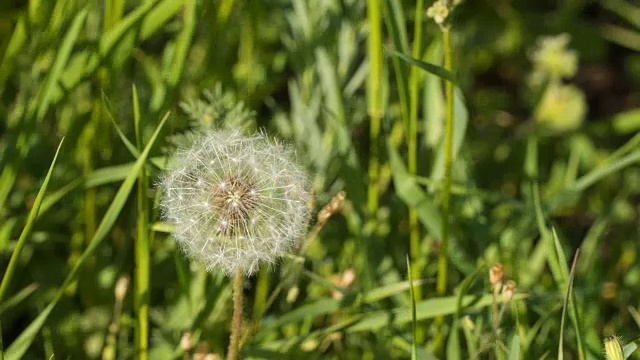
[[1, 0, 640, 359]]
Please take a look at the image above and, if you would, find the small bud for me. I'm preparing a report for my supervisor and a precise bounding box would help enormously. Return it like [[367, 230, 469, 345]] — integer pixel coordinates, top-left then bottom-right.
[[317, 191, 346, 225], [427, 0, 450, 25], [489, 264, 504, 288], [286, 286, 300, 303], [114, 276, 129, 301], [331, 267, 356, 300], [490, 264, 503, 296], [180, 332, 193, 353], [604, 335, 624, 360], [462, 315, 475, 331], [602, 281, 617, 300], [301, 339, 319, 351], [502, 280, 517, 302], [194, 341, 209, 360]]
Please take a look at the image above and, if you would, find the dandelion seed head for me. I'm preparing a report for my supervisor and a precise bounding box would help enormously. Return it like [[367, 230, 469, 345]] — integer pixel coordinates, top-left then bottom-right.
[[159, 129, 312, 276]]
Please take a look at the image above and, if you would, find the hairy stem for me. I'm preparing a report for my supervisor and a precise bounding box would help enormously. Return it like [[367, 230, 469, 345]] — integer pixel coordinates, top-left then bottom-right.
[[227, 271, 244, 360]]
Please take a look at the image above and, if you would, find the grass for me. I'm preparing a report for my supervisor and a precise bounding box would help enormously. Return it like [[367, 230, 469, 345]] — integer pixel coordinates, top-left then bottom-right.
[[1, 0, 640, 359]]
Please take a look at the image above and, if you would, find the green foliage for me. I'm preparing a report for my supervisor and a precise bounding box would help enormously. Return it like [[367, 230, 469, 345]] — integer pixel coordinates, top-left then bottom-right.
[[1, 0, 640, 359]]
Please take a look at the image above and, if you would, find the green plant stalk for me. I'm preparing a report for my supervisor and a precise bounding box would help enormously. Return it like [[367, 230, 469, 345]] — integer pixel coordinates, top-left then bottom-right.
[[363, 0, 383, 289], [407, 256, 418, 360], [434, 27, 454, 352], [227, 271, 244, 360], [83, 102, 99, 246], [437, 28, 453, 297], [132, 86, 150, 360], [252, 268, 269, 330], [367, 0, 383, 217], [408, 0, 424, 342], [0, 321, 3, 360], [216, 0, 236, 28]]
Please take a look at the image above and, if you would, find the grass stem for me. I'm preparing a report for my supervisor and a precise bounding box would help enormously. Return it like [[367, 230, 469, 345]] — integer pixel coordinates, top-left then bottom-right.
[[133, 86, 150, 360], [433, 26, 454, 353], [436, 27, 454, 298], [366, 0, 383, 217], [408, 0, 425, 343]]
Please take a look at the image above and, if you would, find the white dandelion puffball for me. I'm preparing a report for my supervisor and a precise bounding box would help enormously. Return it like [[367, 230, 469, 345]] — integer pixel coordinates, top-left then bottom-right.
[[160, 129, 312, 276]]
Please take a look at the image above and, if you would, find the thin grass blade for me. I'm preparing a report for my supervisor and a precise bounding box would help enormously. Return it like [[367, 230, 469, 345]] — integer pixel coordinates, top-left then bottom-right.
[[5, 113, 168, 360]]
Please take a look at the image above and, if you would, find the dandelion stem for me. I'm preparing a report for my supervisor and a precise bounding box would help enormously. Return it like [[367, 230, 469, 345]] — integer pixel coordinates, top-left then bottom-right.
[[227, 270, 244, 360]]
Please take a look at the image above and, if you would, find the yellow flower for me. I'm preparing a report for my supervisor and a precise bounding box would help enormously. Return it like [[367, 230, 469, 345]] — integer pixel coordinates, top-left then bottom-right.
[[604, 335, 624, 360]]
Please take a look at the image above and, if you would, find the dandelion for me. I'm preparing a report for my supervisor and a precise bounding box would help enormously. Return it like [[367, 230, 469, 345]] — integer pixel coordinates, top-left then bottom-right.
[[159, 129, 312, 276]]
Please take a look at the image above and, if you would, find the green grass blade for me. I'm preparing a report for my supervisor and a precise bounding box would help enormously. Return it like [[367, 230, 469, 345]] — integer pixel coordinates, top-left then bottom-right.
[[166, 0, 195, 88], [508, 336, 521, 360], [547, 150, 640, 213], [388, 49, 458, 84], [571, 149, 640, 193], [552, 229, 586, 360], [345, 293, 527, 333], [407, 256, 418, 360], [0, 217, 18, 252], [34, 9, 88, 121], [0, 9, 87, 212], [557, 249, 580, 360], [382, 0, 409, 121], [366, 0, 383, 218], [447, 264, 483, 359], [133, 85, 151, 360], [140, 0, 185, 39], [0, 138, 62, 357], [431, 87, 468, 182], [0, 138, 64, 303], [103, 94, 164, 169], [0, 284, 38, 317], [59, 1, 177, 94], [259, 278, 427, 332], [612, 108, 640, 134], [0, 17, 27, 94], [388, 140, 442, 238], [4, 113, 169, 360]]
